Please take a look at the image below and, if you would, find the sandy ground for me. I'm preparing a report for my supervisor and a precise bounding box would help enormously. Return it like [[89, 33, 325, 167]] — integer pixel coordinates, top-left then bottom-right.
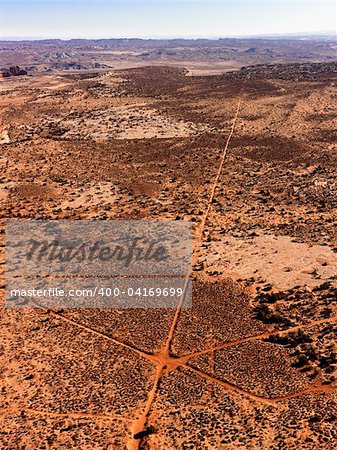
[[206, 234, 337, 291]]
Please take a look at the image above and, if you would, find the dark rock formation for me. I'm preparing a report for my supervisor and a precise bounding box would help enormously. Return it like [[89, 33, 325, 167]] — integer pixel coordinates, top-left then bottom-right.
[[1, 66, 28, 77], [224, 62, 337, 81]]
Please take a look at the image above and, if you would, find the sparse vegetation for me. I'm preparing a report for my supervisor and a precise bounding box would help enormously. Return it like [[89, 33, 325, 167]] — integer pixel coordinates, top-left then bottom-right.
[[1, 49, 336, 449]]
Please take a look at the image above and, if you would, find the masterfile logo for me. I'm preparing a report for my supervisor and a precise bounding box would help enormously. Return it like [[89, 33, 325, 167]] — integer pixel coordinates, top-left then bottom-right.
[[5, 220, 192, 309]]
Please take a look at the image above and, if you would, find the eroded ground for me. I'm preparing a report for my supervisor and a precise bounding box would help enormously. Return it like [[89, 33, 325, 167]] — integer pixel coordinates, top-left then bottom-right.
[[1, 62, 337, 449]]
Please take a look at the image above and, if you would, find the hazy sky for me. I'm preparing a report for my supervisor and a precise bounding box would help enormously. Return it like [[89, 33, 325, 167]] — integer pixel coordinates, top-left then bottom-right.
[[0, 1, 335, 40]]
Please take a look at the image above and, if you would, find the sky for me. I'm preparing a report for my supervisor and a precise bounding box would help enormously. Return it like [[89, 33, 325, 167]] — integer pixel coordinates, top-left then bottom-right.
[[0, 1, 335, 40]]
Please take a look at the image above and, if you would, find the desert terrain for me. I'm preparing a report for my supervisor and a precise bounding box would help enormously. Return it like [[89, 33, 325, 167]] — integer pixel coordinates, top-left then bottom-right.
[[0, 39, 337, 449], [1, 36, 336, 75]]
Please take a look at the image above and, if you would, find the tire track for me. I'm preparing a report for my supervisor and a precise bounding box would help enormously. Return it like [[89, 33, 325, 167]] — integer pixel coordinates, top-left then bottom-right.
[[127, 365, 164, 450], [272, 383, 337, 401], [183, 364, 281, 408], [163, 80, 247, 359], [49, 311, 158, 364], [197, 81, 246, 239], [182, 314, 337, 361]]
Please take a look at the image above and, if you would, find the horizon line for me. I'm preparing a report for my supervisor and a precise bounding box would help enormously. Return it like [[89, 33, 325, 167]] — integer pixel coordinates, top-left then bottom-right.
[[0, 31, 336, 42]]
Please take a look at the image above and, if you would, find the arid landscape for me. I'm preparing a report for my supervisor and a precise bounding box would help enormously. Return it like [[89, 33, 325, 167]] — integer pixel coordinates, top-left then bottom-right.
[[1, 36, 336, 75], [1, 37, 337, 449]]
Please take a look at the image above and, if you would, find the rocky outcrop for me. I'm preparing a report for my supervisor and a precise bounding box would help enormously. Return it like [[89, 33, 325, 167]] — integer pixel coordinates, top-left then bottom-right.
[[224, 62, 337, 81], [1, 66, 28, 77]]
